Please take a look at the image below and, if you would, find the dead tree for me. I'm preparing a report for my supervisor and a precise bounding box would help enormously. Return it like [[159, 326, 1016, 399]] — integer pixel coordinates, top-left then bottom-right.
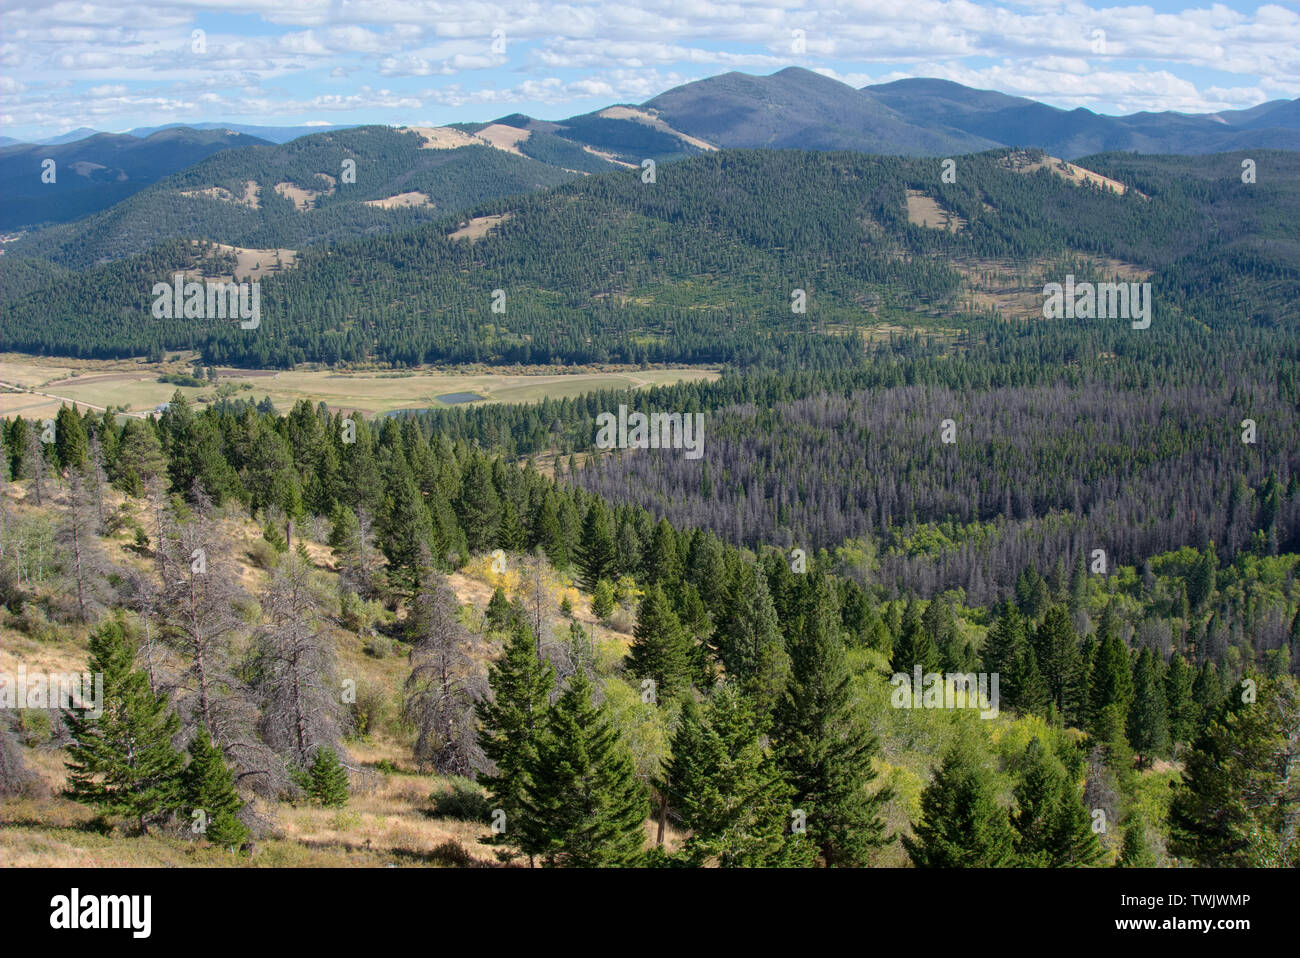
[[403, 570, 487, 776]]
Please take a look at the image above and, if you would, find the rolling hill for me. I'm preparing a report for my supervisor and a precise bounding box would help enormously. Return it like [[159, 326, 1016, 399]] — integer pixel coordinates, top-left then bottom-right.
[[3, 147, 1296, 370], [0, 128, 272, 231]]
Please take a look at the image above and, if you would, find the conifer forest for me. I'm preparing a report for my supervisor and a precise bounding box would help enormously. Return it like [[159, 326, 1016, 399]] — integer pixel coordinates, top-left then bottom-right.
[[1, 2, 1297, 937]]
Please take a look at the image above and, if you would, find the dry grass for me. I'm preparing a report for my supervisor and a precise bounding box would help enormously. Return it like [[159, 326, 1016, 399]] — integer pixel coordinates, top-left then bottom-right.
[[447, 212, 510, 242], [906, 190, 966, 232], [474, 123, 531, 155], [179, 180, 261, 209], [274, 181, 328, 211], [998, 150, 1144, 198], [596, 106, 718, 152], [363, 191, 431, 210]]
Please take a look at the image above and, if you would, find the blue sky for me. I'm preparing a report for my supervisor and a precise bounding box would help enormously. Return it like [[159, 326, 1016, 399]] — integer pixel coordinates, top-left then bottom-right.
[[2, 1, 1298, 140]]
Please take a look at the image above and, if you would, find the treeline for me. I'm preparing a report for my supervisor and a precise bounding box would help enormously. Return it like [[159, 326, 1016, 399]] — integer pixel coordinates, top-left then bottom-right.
[[2, 398, 1297, 865]]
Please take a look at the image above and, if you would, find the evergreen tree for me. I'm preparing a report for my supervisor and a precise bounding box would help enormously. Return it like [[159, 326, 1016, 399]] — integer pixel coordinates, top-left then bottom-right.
[[772, 575, 891, 866], [577, 501, 616, 591], [496, 499, 527, 553], [1164, 653, 1197, 746], [379, 450, 435, 589], [518, 670, 648, 867], [1192, 660, 1225, 726], [484, 586, 518, 633], [182, 729, 248, 848], [1127, 647, 1170, 768], [661, 684, 814, 867], [644, 518, 682, 587], [1011, 738, 1104, 867], [304, 746, 350, 807], [1186, 542, 1218, 612], [1092, 702, 1137, 788], [533, 494, 568, 569], [625, 584, 693, 701], [903, 740, 1017, 868], [457, 456, 502, 553], [1087, 632, 1133, 734], [476, 619, 555, 859], [1118, 814, 1157, 867], [591, 578, 615, 620], [54, 404, 89, 472], [63, 619, 186, 833], [890, 595, 941, 676], [713, 564, 789, 717], [1034, 606, 1085, 724], [1169, 674, 1300, 867]]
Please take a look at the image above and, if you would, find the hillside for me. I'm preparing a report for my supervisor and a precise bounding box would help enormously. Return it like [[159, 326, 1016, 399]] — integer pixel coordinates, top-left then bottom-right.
[[0, 128, 272, 231], [2, 126, 593, 269], [3, 147, 1297, 370]]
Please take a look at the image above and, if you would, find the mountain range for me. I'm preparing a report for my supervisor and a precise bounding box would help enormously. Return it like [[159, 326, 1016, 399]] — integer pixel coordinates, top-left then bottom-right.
[[1, 66, 1296, 260]]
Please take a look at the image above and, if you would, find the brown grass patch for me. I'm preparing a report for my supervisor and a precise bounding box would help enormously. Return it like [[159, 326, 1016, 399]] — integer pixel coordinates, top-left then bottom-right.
[[906, 190, 966, 232], [447, 212, 511, 243], [363, 191, 432, 210]]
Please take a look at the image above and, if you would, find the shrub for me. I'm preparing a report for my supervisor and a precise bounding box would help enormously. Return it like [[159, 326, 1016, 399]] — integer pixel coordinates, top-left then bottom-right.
[[429, 840, 474, 867], [246, 539, 278, 570], [431, 776, 493, 822]]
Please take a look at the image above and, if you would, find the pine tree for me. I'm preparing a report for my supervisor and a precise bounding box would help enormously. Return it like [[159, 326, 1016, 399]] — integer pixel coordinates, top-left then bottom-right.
[[1164, 653, 1197, 746], [484, 587, 518, 633], [457, 456, 502, 553], [713, 564, 789, 718], [591, 578, 615, 620], [625, 583, 693, 701], [1011, 738, 1104, 867], [1127, 647, 1170, 768], [1034, 606, 1085, 724], [1087, 632, 1133, 734], [577, 501, 617, 591], [982, 602, 1030, 711], [304, 746, 350, 807], [1118, 814, 1157, 867], [890, 594, 941, 676], [54, 404, 89, 472], [496, 499, 527, 553], [379, 450, 435, 590], [903, 740, 1017, 868], [183, 729, 248, 847], [1192, 660, 1225, 726], [533, 493, 568, 569], [476, 619, 554, 859], [63, 619, 186, 833], [661, 684, 814, 867], [518, 670, 648, 867], [772, 575, 891, 866], [1186, 542, 1218, 612], [1092, 702, 1136, 787], [1169, 674, 1300, 867]]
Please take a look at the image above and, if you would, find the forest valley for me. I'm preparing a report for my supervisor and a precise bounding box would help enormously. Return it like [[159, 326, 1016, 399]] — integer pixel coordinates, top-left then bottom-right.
[[1, 392, 1297, 867]]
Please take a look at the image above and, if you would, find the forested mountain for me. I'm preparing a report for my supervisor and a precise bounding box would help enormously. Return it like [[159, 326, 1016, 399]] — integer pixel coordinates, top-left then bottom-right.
[[863, 77, 1300, 158], [643, 67, 999, 155], [2, 125, 592, 269], [0, 128, 271, 230], [4, 147, 1296, 370]]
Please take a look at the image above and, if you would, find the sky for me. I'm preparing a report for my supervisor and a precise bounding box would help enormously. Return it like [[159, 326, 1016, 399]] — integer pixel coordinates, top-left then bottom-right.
[[2, 0, 1299, 140]]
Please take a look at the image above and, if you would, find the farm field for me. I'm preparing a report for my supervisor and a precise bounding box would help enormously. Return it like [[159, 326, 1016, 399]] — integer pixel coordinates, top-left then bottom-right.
[[0, 353, 720, 420]]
